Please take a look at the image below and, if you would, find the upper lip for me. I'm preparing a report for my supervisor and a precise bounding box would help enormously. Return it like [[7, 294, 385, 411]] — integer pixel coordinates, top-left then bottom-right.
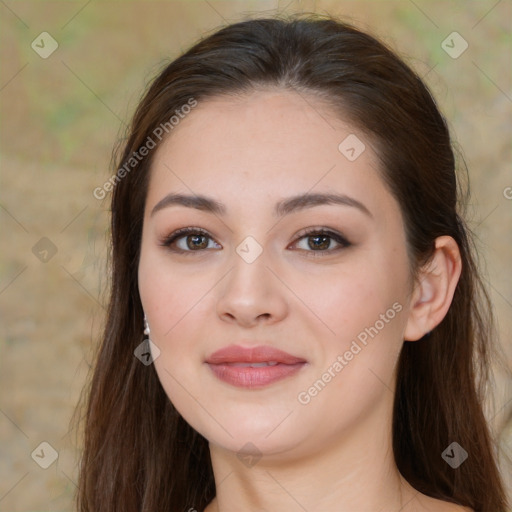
[[205, 344, 307, 365]]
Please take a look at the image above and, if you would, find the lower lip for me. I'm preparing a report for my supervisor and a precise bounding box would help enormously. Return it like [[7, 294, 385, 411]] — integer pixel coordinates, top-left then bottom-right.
[[206, 362, 306, 388]]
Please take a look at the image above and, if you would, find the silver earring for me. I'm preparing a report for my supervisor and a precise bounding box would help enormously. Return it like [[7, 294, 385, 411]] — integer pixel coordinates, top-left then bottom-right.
[[137, 313, 160, 365], [143, 313, 151, 337]]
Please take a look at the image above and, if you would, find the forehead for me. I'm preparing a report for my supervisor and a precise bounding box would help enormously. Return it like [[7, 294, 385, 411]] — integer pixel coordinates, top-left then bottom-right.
[[147, 89, 391, 218], [154, 88, 366, 166]]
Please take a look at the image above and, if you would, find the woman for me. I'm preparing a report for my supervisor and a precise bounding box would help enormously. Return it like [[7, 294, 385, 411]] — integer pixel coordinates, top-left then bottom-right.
[[76, 12, 510, 512]]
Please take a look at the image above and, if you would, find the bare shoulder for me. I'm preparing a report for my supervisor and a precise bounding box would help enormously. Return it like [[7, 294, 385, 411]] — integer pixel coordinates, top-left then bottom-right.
[[402, 480, 474, 512], [416, 494, 473, 512], [440, 504, 473, 512], [438, 504, 473, 512]]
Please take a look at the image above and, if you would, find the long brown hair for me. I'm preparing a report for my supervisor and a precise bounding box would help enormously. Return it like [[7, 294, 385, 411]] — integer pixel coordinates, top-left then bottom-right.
[[74, 12, 510, 512]]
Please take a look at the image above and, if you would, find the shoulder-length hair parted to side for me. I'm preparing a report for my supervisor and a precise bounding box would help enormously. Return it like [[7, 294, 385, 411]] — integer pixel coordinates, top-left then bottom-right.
[[74, 12, 510, 512]]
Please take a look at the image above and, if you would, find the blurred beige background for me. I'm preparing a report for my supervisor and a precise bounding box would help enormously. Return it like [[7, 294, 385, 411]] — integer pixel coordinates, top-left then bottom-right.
[[0, 1, 511, 510]]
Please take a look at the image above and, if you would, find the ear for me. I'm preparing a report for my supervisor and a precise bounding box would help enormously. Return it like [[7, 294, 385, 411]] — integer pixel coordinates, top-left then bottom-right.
[[404, 235, 462, 341]]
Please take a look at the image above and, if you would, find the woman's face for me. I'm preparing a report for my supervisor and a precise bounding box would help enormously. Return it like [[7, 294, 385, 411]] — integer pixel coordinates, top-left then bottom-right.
[[138, 89, 414, 459]]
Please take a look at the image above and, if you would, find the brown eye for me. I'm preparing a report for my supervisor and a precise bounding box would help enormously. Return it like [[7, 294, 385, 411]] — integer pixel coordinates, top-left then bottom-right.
[[306, 233, 332, 250], [292, 228, 351, 256], [160, 227, 221, 254], [185, 233, 209, 250]]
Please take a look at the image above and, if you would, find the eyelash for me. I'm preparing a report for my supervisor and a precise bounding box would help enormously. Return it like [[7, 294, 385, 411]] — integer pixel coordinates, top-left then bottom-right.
[[159, 226, 351, 258]]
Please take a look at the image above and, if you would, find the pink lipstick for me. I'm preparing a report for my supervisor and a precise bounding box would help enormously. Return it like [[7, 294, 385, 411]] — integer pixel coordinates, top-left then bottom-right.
[[205, 345, 307, 389]]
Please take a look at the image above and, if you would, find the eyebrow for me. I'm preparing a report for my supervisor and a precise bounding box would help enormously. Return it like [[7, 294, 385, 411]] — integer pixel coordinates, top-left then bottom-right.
[[150, 191, 373, 219]]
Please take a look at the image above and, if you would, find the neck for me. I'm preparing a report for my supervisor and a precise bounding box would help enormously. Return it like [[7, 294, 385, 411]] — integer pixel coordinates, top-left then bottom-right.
[[205, 390, 416, 512]]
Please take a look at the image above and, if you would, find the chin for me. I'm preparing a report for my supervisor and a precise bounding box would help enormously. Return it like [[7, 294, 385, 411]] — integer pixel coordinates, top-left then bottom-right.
[[193, 413, 307, 458]]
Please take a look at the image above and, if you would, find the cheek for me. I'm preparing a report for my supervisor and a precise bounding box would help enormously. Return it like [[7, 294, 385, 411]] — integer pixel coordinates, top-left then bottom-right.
[[287, 259, 403, 344], [138, 247, 217, 394], [138, 245, 209, 342], [293, 277, 406, 439], [296, 256, 408, 392], [138, 251, 213, 429]]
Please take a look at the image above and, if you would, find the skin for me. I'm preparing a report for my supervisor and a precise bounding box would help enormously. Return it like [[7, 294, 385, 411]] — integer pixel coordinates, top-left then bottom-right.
[[138, 89, 467, 511]]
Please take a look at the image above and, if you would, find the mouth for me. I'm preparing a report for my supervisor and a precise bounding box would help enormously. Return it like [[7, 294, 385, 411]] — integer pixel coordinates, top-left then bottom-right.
[[205, 344, 307, 389]]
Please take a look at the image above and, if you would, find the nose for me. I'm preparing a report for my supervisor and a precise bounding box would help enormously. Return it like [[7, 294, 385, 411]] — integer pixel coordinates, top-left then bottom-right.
[[216, 249, 289, 328]]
